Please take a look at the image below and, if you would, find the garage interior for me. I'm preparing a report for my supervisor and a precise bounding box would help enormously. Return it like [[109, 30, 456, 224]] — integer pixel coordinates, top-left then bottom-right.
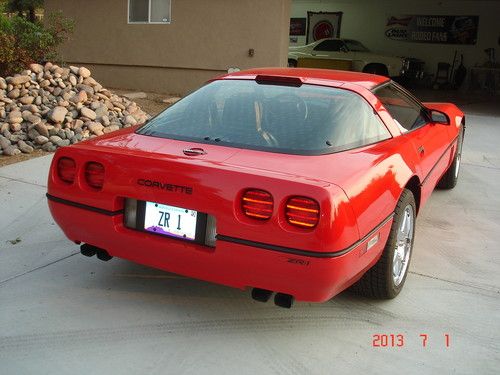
[[1, 0, 499, 373], [291, 0, 498, 75]]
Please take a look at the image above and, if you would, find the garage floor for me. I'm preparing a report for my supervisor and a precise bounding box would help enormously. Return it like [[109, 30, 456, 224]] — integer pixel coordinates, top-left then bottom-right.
[[1, 95, 499, 374]]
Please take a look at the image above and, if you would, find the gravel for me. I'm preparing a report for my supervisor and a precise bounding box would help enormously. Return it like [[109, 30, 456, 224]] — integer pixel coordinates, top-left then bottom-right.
[[0, 63, 150, 157]]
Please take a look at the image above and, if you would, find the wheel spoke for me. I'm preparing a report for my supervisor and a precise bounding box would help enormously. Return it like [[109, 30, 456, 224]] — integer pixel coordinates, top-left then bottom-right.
[[397, 214, 407, 241], [392, 204, 415, 287]]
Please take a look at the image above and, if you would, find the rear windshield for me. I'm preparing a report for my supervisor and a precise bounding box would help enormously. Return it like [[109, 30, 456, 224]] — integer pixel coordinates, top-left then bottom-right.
[[137, 79, 391, 155]]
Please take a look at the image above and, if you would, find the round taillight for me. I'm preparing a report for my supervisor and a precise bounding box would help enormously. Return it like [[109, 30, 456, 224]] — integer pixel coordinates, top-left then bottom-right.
[[85, 162, 105, 190], [57, 157, 76, 184], [285, 196, 320, 229], [242, 189, 274, 220]]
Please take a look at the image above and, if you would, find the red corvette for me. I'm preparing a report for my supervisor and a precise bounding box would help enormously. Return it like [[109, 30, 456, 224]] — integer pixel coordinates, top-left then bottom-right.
[[47, 68, 464, 307]]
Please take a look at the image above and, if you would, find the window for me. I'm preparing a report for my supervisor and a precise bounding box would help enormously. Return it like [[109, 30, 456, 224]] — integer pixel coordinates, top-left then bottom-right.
[[374, 84, 427, 131], [137, 80, 392, 155], [313, 40, 346, 52], [343, 39, 370, 52], [128, 0, 171, 23]]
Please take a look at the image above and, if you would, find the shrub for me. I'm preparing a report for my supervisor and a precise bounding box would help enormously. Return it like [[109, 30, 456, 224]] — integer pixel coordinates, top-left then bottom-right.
[[0, 9, 74, 76], [0, 28, 32, 75]]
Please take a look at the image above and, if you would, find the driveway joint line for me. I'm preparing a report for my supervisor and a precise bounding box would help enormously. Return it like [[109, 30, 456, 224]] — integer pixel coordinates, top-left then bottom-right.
[[0, 252, 79, 286], [462, 162, 500, 171], [409, 271, 499, 294], [0, 175, 47, 188]]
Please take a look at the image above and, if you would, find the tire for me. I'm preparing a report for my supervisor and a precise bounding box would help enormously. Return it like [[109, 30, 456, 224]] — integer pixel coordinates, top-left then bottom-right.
[[288, 59, 297, 68], [350, 189, 416, 299], [363, 64, 389, 77], [437, 125, 464, 189]]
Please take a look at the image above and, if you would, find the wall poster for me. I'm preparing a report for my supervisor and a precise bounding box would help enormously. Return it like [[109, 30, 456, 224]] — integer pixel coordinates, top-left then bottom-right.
[[306, 12, 343, 44], [385, 15, 479, 45], [290, 18, 307, 36]]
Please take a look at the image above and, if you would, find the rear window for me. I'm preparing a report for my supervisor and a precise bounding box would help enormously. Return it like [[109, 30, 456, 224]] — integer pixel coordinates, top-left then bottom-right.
[[137, 79, 391, 155]]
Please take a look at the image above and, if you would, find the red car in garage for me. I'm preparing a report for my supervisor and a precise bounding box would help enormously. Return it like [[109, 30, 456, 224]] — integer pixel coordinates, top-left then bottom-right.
[[47, 68, 464, 307]]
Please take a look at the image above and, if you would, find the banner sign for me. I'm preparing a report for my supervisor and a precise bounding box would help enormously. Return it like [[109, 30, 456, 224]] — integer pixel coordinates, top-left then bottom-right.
[[290, 18, 306, 36], [385, 15, 479, 45], [306, 12, 343, 44]]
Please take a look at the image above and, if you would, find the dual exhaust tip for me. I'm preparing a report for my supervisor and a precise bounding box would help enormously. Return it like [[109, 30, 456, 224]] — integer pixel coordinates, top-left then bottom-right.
[[251, 288, 294, 308], [80, 243, 113, 261]]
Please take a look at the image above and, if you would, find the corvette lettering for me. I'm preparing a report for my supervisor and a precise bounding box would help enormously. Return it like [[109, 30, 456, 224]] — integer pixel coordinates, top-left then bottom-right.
[[137, 179, 193, 195]]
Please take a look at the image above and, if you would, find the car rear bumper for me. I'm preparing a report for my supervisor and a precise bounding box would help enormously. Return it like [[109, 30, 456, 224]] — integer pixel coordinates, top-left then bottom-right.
[[48, 196, 393, 303]]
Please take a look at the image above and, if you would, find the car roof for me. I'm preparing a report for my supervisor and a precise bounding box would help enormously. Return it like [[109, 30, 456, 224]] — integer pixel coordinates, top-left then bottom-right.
[[219, 68, 389, 90], [308, 37, 347, 44]]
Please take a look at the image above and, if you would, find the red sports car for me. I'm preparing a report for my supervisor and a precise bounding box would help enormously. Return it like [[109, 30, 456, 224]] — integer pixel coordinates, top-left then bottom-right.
[[47, 68, 464, 308]]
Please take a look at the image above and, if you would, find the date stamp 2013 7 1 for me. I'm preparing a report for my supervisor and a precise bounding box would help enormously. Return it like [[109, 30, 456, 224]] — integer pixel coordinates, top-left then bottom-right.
[[372, 334, 451, 348]]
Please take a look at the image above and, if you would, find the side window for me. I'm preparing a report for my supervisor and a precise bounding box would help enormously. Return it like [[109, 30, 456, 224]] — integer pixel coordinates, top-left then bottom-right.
[[313, 40, 344, 52], [324, 94, 391, 149], [374, 85, 427, 131]]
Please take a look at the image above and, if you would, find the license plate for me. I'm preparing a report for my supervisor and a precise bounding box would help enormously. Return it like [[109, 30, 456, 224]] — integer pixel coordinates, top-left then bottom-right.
[[144, 201, 198, 240]]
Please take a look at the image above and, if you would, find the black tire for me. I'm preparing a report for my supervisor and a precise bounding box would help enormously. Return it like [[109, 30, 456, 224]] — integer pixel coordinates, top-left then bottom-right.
[[288, 59, 297, 68], [437, 125, 464, 189], [350, 189, 416, 299], [363, 64, 389, 77]]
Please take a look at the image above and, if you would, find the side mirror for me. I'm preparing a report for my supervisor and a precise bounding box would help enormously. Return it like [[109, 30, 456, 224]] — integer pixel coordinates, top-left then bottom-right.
[[340, 46, 349, 53], [429, 109, 450, 125]]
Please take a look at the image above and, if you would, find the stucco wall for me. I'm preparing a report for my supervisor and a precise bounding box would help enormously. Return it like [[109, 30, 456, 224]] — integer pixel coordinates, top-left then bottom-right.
[[291, 0, 499, 75], [45, 0, 291, 94]]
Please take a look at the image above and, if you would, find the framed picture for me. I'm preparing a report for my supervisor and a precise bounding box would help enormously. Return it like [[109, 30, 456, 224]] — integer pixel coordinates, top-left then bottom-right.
[[290, 18, 307, 36], [306, 12, 343, 44]]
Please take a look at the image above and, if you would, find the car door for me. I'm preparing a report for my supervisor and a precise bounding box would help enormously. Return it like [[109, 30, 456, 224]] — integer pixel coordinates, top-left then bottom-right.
[[374, 83, 451, 204]]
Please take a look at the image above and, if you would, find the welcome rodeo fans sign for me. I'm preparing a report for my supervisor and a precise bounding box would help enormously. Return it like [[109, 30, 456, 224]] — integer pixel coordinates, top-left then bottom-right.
[[385, 15, 479, 45]]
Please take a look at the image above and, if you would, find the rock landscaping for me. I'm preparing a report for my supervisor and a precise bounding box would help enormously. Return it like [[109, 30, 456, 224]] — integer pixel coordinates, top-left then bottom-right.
[[0, 63, 150, 156]]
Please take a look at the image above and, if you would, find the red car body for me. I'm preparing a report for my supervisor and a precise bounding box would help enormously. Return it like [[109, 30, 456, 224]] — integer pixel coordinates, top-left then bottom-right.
[[47, 68, 464, 303]]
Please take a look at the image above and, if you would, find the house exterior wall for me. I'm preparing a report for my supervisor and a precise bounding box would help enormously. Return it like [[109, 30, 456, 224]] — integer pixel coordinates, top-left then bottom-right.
[[45, 0, 291, 94]]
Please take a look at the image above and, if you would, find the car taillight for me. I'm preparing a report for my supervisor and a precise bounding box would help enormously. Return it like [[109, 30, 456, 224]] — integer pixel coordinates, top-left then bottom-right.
[[57, 157, 76, 184], [242, 189, 273, 220], [85, 162, 105, 190], [286, 196, 320, 229]]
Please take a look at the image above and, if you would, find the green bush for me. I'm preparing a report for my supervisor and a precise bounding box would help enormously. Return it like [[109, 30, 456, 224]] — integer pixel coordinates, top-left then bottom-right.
[[0, 28, 31, 75], [0, 9, 74, 76]]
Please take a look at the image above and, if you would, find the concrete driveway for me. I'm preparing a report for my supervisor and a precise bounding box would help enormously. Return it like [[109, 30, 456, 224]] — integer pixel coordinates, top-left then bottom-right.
[[1, 101, 499, 374]]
